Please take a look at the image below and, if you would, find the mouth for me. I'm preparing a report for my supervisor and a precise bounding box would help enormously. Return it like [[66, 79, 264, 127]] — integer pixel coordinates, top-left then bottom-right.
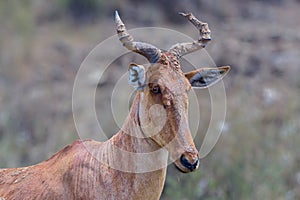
[[174, 163, 190, 173]]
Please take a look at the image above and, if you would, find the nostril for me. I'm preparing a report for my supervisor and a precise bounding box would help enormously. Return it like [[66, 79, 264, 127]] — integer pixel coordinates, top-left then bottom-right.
[[180, 155, 199, 171], [180, 155, 190, 167]]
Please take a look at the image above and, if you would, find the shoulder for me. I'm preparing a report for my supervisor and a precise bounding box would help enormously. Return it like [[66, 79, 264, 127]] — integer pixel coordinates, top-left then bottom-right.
[[44, 139, 98, 163]]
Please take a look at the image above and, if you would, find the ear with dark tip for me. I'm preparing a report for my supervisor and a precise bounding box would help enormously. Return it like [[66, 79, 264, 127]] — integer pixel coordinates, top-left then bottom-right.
[[128, 63, 146, 91], [185, 66, 230, 88]]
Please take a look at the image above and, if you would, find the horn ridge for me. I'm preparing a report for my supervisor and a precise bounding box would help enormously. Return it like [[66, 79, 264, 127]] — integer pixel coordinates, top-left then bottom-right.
[[114, 11, 161, 63], [169, 12, 211, 58]]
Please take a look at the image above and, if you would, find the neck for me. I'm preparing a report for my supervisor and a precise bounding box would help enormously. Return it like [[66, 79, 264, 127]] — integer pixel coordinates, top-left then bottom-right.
[[103, 92, 168, 173]]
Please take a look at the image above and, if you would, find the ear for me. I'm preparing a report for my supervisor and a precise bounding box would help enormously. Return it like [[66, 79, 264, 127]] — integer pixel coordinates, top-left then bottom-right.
[[185, 66, 230, 88], [128, 63, 146, 90]]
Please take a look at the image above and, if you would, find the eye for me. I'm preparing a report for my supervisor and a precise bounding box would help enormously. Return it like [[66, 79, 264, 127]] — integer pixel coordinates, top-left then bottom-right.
[[150, 85, 161, 94]]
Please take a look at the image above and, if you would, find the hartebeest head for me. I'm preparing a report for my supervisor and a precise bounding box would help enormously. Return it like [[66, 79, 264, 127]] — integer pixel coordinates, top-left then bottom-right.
[[115, 11, 229, 173]]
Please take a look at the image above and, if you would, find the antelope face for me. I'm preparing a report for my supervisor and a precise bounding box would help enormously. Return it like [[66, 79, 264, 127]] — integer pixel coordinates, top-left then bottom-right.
[[115, 11, 230, 173], [128, 53, 230, 173]]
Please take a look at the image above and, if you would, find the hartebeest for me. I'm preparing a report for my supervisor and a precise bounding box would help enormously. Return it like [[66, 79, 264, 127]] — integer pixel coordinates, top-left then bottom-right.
[[0, 11, 229, 199]]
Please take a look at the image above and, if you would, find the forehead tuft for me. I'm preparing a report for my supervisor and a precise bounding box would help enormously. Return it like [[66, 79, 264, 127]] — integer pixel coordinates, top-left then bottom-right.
[[157, 52, 181, 70], [146, 52, 190, 94]]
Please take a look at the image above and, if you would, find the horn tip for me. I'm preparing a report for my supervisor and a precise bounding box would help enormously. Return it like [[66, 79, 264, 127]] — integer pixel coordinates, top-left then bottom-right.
[[114, 10, 121, 23], [178, 12, 188, 17]]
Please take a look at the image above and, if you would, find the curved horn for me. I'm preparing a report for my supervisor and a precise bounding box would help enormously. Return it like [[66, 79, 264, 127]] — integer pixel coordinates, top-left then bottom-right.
[[115, 11, 161, 63], [169, 12, 211, 58]]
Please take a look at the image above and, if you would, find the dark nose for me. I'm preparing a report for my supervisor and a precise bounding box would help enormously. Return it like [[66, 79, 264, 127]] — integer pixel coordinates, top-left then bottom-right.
[[180, 155, 199, 171]]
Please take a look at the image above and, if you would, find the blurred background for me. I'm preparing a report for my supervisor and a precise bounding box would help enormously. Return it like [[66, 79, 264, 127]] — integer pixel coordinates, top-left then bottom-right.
[[0, 0, 300, 199]]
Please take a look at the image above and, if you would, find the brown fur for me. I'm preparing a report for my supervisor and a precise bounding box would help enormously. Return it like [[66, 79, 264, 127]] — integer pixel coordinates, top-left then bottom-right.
[[0, 53, 201, 200]]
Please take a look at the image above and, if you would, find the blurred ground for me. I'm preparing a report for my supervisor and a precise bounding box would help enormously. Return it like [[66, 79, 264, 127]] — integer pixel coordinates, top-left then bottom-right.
[[0, 0, 300, 199]]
